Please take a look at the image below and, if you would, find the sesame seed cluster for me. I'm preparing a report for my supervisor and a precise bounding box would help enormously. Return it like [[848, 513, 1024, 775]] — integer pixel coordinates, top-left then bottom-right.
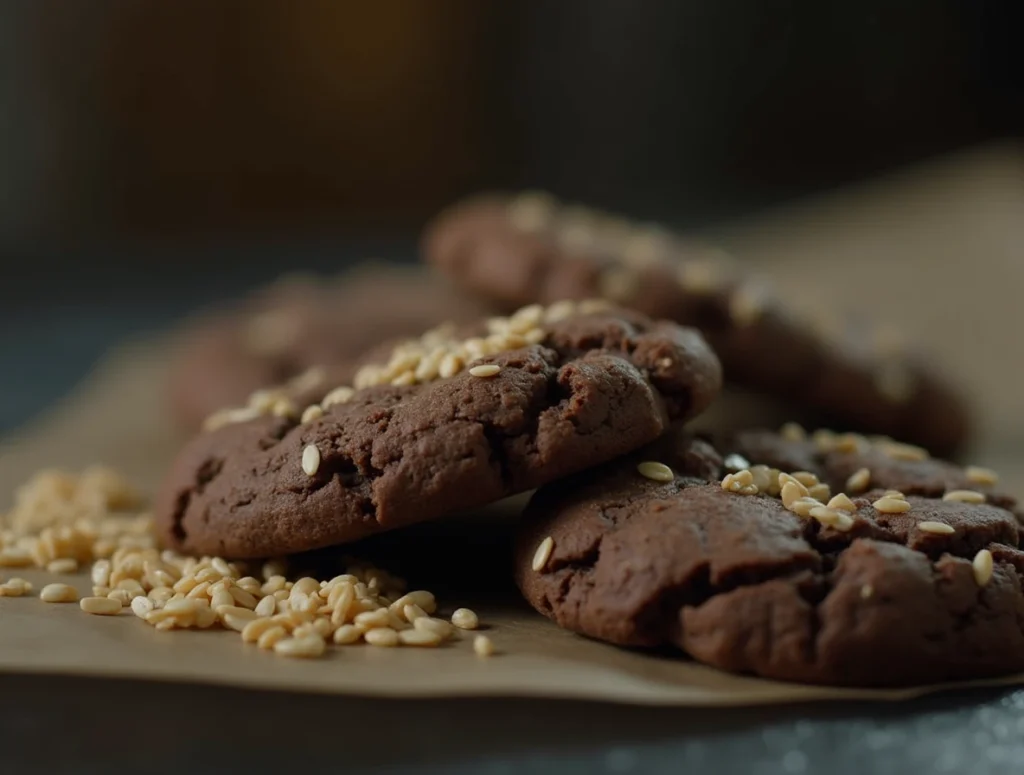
[[625, 422, 1003, 589], [1, 468, 495, 659], [203, 298, 614, 435]]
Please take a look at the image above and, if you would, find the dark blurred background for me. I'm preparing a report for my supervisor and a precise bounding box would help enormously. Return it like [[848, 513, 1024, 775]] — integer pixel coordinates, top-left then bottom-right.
[[0, 0, 1021, 430]]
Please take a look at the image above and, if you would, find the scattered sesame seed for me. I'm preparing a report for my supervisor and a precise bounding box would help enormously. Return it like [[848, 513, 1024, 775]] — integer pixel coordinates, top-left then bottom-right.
[[918, 521, 955, 536], [451, 608, 479, 630], [39, 583, 79, 603], [972, 549, 994, 587], [788, 497, 825, 518], [364, 627, 400, 647], [809, 506, 854, 532], [468, 364, 502, 378], [827, 493, 857, 512], [872, 496, 911, 514], [274, 635, 326, 658], [473, 635, 496, 657], [965, 466, 999, 486], [301, 404, 325, 423], [398, 629, 443, 647], [780, 481, 809, 509], [878, 440, 929, 462], [321, 386, 355, 409], [301, 444, 321, 476], [532, 536, 555, 572], [883, 490, 906, 499], [46, 558, 78, 574], [807, 483, 832, 502], [637, 461, 674, 483], [943, 490, 986, 504], [80, 596, 122, 615], [846, 468, 871, 493]]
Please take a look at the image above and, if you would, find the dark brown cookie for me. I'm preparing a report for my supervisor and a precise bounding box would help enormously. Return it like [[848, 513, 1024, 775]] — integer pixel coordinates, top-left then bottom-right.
[[515, 434, 1024, 686], [167, 264, 492, 430], [155, 302, 722, 558], [726, 426, 1017, 512], [423, 193, 971, 457]]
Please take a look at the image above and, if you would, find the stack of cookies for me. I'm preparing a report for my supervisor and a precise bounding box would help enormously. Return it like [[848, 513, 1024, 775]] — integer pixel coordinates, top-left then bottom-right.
[[160, 191, 1023, 687]]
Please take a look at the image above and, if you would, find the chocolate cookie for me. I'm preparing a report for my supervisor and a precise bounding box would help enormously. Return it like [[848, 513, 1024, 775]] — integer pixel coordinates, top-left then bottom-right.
[[167, 264, 491, 430], [424, 193, 971, 456], [156, 301, 722, 558], [515, 433, 1024, 686]]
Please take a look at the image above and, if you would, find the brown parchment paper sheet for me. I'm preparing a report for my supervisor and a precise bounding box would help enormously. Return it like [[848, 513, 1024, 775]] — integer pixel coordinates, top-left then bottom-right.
[[1, 143, 1023, 706]]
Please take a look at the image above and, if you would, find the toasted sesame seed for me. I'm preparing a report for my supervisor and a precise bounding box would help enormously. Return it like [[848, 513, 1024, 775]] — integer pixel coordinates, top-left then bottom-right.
[[789, 471, 818, 488], [827, 493, 857, 512], [943, 490, 986, 504], [473, 635, 496, 657], [972, 549, 994, 586], [46, 558, 78, 574], [468, 364, 501, 378], [883, 490, 906, 499], [399, 629, 443, 647], [846, 468, 871, 492], [301, 444, 321, 476], [364, 627, 400, 647], [451, 608, 479, 630], [965, 466, 999, 486], [780, 422, 807, 442], [301, 405, 325, 423], [748, 465, 774, 493], [723, 454, 751, 472], [788, 497, 825, 518], [532, 536, 555, 572], [39, 583, 78, 603], [918, 521, 955, 535], [780, 481, 809, 509], [872, 496, 912, 514], [130, 596, 154, 618], [809, 506, 854, 532], [807, 483, 832, 502], [636, 461, 674, 483], [80, 596, 122, 615]]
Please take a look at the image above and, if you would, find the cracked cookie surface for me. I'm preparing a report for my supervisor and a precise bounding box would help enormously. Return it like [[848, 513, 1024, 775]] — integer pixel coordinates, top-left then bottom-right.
[[515, 434, 1024, 686], [424, 194, 971, 456], [155, 307, 721, 558]]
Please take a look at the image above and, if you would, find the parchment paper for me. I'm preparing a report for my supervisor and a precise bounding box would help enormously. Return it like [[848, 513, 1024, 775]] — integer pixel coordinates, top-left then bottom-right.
[[2, 143, 1023, 706]]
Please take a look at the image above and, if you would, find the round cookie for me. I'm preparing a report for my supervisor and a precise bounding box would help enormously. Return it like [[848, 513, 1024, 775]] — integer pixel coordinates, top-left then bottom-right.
[[155, 302, 722, 558], [423, 192, 971, 457], [515, 434, 1024, 686], [167, 264, 492, 430]]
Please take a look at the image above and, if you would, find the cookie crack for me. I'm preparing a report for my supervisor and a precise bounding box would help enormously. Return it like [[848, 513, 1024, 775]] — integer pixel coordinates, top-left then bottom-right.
[[171, 456, 224, 542]]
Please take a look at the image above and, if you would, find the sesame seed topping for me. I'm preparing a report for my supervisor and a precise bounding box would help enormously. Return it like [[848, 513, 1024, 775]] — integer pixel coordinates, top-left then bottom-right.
[[918, 521, 955, 535], [780, 481, 809, 509], [965, 466, 999, 486], [833, 433, 869, 454], [846, 468, 871, 493], [827, 493, 857, 512], [860, 584, 874, 600], [473, 634, 496, 657], [301, 404, 324, 423], [721, 470, 756, 494], [468, 364, 502, 378], [807, 483, 832, 502], [788, 497, 825, 518], [723, 454, 752, 472], [676, 260, 722, 295], [877, 440, 929, 462], [943, 490, 986, 504], [301, 444, 321, 476], [872, 496, 911, 514], [749, 465, 775, 493], [809, 506, 854, 532], [637, 461, 675, 483], [321, 386, 354, 408], [972, 549, 994, 586], [532, 536, 555, 572]]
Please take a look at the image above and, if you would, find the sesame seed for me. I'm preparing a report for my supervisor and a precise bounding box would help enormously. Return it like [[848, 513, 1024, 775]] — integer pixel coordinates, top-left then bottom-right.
[[827, 493, 857, 512], [807, 483, 832, 502], [883, 490, 906, 499], [332, 625, 364, 645], [413, 617, 454, 639], [532, 536, 555, 572], [301, 444, 321, 476], [507, 191, 556, 232], [39, 583, 78, 603], [878, 440, 929, 461], [256, 626, 288, 650], [473, 635, 496, 657], [749, 465, 774, 493], [301, 404, 324, 423], [321, 387, 355, 409], [637, 461, 674, 483], [788, 497, 825, 518], [676, 261, 721, 294], [965, 466, 999, 486], [46, 558, 78, 574], [872, 496, 911, 514], [131, 596, 154, 618], [723, 454, 751, 472], [972, 549, 994, 587], [779, 422, 806, 442], [943, 490, 986, 504], [274, 635, 326, 658], [80, 596, 122, 615], [860, 584, 874, 600], [780, 481, 809, 509], [833, 433, 869, 453], [451, 608, 479, 630], [846, 468, 871, 493], [811, 428, 838, 452], [468, 364, 501, 378], [918, 521, 955, 536], [397, 629, 442, 647], [364, 627, 400, 647], [809, 506, 850, 530]]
